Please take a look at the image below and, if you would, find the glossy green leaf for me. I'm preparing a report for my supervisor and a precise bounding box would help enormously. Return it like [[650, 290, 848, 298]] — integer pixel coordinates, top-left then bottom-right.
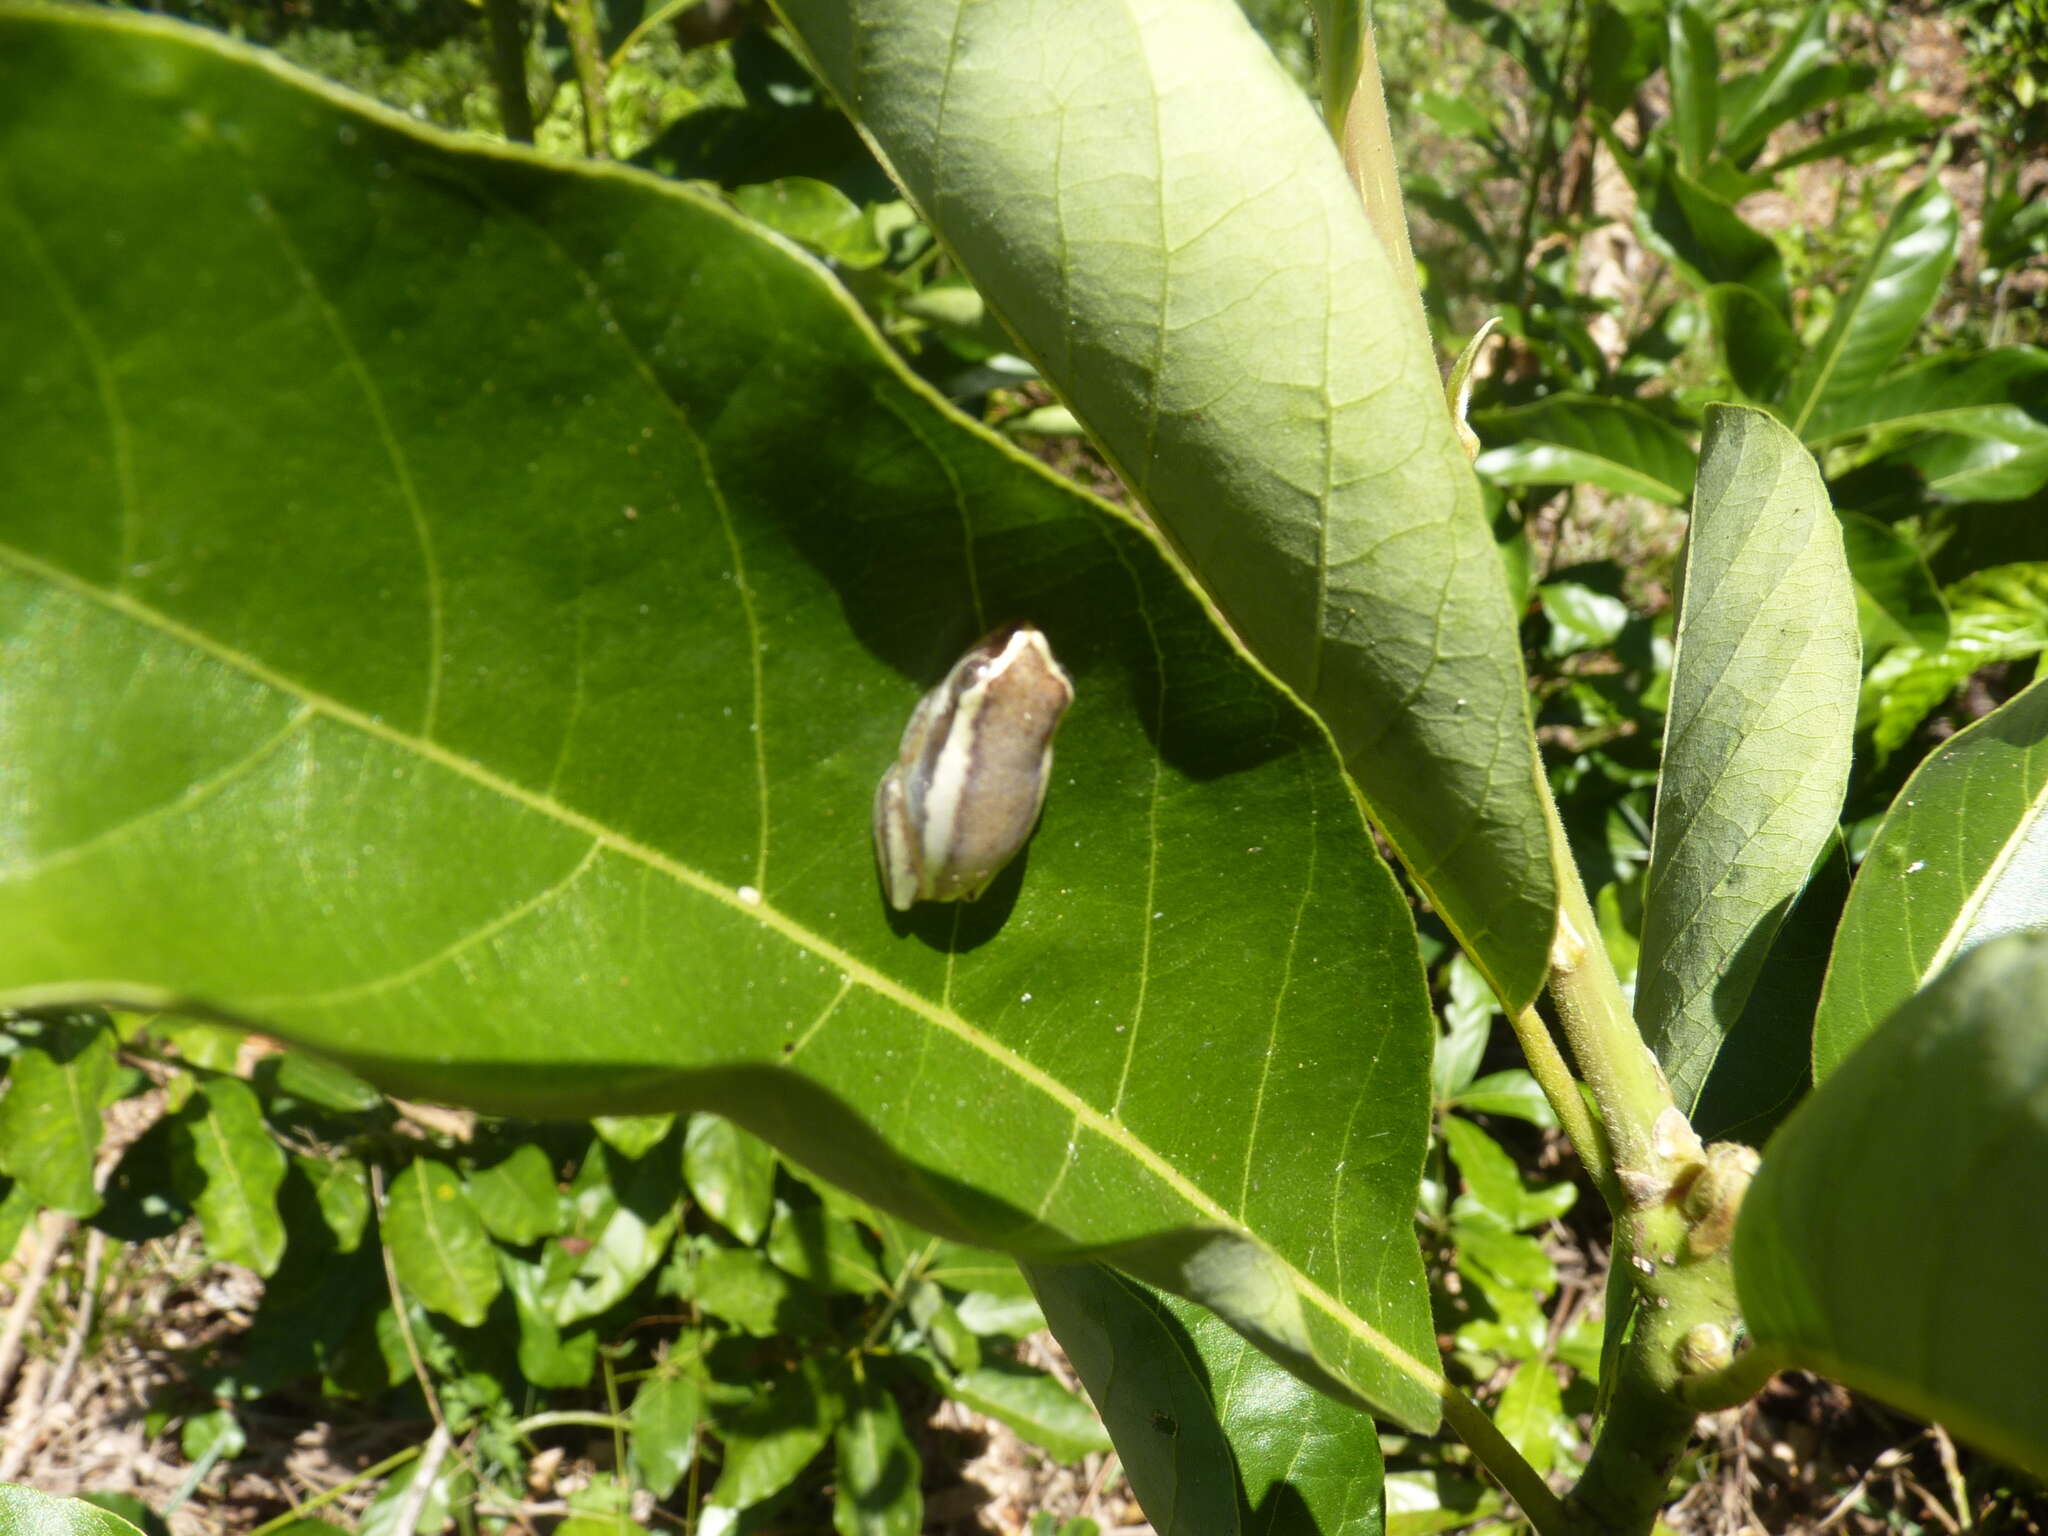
[[631, 1369, 704, 1501], [1803, 346, 2048, 453], [0, 1486, 151, 1536], [0, 1010, 116, 1215], [544, 1140, 682, 1325], [593, 1114, 674, 1160], [728, 177, 884, 268], [1638, 406, 1860, 1108], [383, 1160, 500, 1327], [0, 9, 1441, 1429], [683, 1116, 777, 1247], [948, 1358, 1113, 1464], [1816, 676, 2048, 1078], [780, 0, 1557, 1011], [499, 1251, 600, 1388], [467, 1144, 563, 1245], [833, 1374, 922, 1536], [1445, 1070, 1556, 1129], [1783, 181, 1959, 438], [707, 1358, 845, 1513], [1736, 934, 2048, 1477], [1473, 395, 1695, 507], [1839, 513, 1950, 652], [1031, 1262, 1385, 1536], [1717, 0, 1830, 164], [180, 1076, 287, 1274], [954, 1289, 1046, 1338]]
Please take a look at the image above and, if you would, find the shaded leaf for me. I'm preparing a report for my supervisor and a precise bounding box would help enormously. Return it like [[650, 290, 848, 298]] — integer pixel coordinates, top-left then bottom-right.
[[683, 1115, 776, 1247], [782, 0, 1557, 1011], [1639, 407, 1860, 1107], [1736, 934, 2048, 1478], [766, 1199, 885, 1294], [950, 1358, 1113, 1463], [707, 1358, 845, 1513], [834, 1374, 922, 1536], [1840, 513, 1950, 653], [632, 1369, 703, 1500], [1033, 1261, 1384, 1536], [1817, 675, 2048, 1077], [1492, 1361, 1564, 1477]]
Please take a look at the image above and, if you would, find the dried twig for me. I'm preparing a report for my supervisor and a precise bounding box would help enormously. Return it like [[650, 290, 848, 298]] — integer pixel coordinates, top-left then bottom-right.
[[0, 1209, 74, 1407]]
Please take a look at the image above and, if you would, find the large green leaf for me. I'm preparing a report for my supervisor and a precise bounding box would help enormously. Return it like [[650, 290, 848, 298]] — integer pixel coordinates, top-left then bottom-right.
[[776, 0, 1556, 1011], [1031, 1262, 1384, 1536], [0, 1486, 150, 1536], [180, 1075, 288, 1275], [1815, 675, 2048, 1078], [1472, 395, 1695, 507], [1736, 934, 2048, 1477], [1782, 180, 1959, 438], [1637, 406, 1860, 1108], [384, 1160, 501, 1327], [0, 10, 1442, 1428]]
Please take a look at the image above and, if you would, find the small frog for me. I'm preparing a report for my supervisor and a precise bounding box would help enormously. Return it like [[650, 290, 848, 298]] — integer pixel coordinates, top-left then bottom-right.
[[873, 624, 1074, 911]]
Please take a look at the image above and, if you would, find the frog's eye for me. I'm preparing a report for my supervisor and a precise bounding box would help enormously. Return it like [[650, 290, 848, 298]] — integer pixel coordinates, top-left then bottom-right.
[[872, 625, 1074, 911]]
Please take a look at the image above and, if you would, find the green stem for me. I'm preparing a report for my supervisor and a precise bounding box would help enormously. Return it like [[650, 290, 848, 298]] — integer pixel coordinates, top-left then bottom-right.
[[481, 0, 535, 144], [1508, 1002, 1612, 1198], [1439, 1383, 1569, 1533], [1678, 1342, 1786, 1413], [558, 0, 610, 158], [514, 1409, 632, 1436], [245, 1447, 421, 1536]]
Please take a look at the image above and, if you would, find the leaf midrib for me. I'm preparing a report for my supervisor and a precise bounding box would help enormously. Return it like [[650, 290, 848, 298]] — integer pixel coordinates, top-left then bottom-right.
[[0, 536, 1441, 1399]]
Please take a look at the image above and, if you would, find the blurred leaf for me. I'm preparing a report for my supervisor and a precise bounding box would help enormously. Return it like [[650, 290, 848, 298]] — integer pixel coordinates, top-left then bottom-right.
[[0, 1487, 152, 1536], [1633, 162, 1788, 316], [360, 1453, 463, 1536], [1587, 0, 1663, 117], [72, 1494, 170, 1536], [631, 1369, 703, 1500], [384, 1159, 500, 1327], [179, 1407, 245, 1464], [1736, 934, 2048, 1478], [692, 1242, 823, 1337], [544, 1139, 682, 1325], [950, 1358, 1112, 1463], [1454, 1223, 1557, 1294], [729, 177, 884, 268], [1805, 346, 2048, 452], [1446, 1070, 1557, 1129], [0, 8, 1442, 1428], [467, 1143, 563, 1245], [304, 1153, 371, 1252], [181, 1076, 287, 1275], [1666, 1, 1719, 175], [953, 1289, 1046, 1337], [1639, 407, 1860, 1108], [1475, 395, 1694, 506], [270, 1050, 382, 1113], [906, 1277, 981, 1372], [1859, 564, 2048, 760], [833, 1374, 922, 1536], [1443, 0, 1559, 97], [593, 1114, 674, 1160], [1432, 952, 1496, 1100], [684, 1115, 777, 1247], [1707, 283, 1800, 404], [1817, 675, 2048, 1078], [499, 1250, 600, 1388], [1717, 0, 1831, 164], [1841, 512, 1951, 652], [766, 1198, 884, 1294], [1784, 181, 1960, 438], [707, 1357, 845, 1513], [0, 1010, 116, 1215], [1492, 1361, 1564, 1476], [1032, 1261, 1385, 1536], [1539, 580, 1632, 659], [785, 0, 1558, 1013], [1441, 1117, 1574, 1232]]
